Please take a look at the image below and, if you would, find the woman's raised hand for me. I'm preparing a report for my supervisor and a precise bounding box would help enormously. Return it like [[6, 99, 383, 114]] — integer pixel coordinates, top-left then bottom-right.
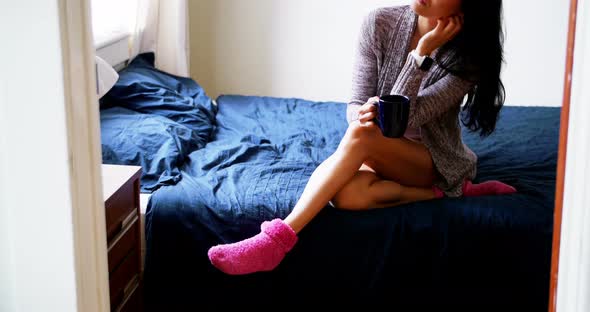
[[417, 14, 463, 56]]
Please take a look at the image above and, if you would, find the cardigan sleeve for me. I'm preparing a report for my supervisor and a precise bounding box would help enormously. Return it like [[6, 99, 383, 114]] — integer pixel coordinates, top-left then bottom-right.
[[347, 10, 379, 125], [390, 54, 475, 128]]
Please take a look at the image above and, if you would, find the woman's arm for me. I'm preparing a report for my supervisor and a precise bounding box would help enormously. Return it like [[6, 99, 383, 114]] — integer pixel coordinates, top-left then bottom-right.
[[348, 10, 379, 124], [390, 55, 475, 128]]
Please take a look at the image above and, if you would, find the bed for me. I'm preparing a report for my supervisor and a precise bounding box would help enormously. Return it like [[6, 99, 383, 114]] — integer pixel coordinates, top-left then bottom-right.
[[100, 54, 559, 310]]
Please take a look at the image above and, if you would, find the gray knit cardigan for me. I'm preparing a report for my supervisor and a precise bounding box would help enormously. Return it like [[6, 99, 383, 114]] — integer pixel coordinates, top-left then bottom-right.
[[347, 5, 478, 197]]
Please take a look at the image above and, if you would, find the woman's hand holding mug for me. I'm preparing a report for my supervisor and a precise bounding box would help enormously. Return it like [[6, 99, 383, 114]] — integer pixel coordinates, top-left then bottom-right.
[[357, 96, 380, 125]]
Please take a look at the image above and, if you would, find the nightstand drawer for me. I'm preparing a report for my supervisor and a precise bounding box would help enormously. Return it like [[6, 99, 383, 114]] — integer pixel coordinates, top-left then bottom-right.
[[108, 213, 140, 273], [105, 179, 137, 241], [102, 164, 143, 311], [110, 248, 140, 309]]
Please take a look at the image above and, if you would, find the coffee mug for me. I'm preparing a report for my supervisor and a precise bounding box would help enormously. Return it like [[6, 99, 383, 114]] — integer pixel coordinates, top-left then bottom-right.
[[375, 95, 410, 138]]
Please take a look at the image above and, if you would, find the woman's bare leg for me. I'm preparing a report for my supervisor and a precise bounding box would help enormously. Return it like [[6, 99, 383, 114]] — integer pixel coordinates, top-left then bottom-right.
[[284, 147, 368, 232], [208, 122, 373, 274]]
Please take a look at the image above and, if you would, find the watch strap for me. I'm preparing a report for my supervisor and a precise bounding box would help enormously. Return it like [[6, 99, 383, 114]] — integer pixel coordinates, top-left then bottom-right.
[[410, 49, 433, 71]]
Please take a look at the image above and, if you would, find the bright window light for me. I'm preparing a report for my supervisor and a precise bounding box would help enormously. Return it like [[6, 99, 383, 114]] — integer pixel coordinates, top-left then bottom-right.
[[91, 0, 138, 48]]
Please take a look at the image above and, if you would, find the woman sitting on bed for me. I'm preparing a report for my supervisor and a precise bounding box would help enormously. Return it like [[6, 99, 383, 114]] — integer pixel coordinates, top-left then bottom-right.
[[208, 0, 516, 275]]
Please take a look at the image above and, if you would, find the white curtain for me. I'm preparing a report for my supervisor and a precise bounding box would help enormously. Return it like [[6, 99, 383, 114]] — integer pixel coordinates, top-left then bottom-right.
[[131, 0, 190, 77], [92, 0, 190, 76]]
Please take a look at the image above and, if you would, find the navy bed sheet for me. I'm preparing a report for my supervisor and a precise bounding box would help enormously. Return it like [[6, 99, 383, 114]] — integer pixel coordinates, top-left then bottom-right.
[[142, 94, 559, 310]]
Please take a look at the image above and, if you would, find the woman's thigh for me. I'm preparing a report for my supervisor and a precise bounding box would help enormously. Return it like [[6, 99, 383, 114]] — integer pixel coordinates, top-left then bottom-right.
[[363, 135, 436, 188], [341, 120, 435, 188]]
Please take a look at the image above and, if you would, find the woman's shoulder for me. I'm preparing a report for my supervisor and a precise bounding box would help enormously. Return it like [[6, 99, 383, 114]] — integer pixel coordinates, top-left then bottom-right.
[[365, 5, 410, 26], [371, 5, 409, 17], [362, 5, 411, 41]]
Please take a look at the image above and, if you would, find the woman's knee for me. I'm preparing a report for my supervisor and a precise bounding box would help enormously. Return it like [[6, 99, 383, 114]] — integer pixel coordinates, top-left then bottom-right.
[[347, 119, 381, 140], [339, 120, 382, 155], [330, 171, 380, 211]]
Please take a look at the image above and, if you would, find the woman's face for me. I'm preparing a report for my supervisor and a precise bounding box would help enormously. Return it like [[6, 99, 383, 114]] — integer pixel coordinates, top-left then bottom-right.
[[410, 0, 462, 18]]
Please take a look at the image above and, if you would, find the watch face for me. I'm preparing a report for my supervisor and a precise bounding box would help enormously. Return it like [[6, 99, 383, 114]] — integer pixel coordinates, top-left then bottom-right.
[[422, 57, 434, 70]]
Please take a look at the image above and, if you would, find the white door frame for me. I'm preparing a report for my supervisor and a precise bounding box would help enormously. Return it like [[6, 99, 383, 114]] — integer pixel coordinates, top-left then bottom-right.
[[0, 0, 109, 311], [59, 0, 110, 310], [554, 0, 590, 310]]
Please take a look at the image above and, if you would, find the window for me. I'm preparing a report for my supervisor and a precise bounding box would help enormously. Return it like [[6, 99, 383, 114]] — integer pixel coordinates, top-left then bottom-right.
[[91, 0, 138, 67], [91, 0, 137, 48]]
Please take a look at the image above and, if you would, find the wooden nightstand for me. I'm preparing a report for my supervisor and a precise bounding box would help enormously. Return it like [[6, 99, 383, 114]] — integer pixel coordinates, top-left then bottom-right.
[[102, 164, 143, 312]]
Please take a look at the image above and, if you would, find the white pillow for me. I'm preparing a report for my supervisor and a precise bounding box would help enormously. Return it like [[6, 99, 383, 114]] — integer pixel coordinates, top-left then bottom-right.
[[95, 55, 119, 99]]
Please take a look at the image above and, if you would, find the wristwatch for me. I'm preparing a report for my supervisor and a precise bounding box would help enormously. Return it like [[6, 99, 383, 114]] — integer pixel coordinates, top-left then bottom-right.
[[410, 49, 434, 71]]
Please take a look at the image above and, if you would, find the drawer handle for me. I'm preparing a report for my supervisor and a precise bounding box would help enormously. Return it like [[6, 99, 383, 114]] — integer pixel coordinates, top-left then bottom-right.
[[123, 275, 139, 298], [107, 213, 138, 251], [121, 211, 136, 229], [115, 276, 140, 312]]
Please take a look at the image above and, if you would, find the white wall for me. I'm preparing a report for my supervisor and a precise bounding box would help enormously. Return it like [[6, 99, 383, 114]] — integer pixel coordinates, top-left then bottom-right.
[[503, 0, 569, 106], [190, 0, 568, 106], [0, 1, 78, 311]]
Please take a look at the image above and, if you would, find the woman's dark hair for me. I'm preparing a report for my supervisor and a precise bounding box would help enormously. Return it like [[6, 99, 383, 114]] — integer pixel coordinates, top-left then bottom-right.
[[435, 0, 505, 137]]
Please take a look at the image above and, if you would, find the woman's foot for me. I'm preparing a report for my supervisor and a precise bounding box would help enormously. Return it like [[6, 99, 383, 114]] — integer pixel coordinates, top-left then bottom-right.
[[462, 180, 517, 196], [207, 219, 298, 275], [433, 180, 517, 198]]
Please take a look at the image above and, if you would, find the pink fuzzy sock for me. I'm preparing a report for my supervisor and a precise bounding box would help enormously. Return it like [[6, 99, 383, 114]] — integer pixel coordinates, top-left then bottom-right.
[[207, 219, 298, 275], [432, 186, 445, 198], [432, 180, 517, 198], [462, 180, 517, 196]]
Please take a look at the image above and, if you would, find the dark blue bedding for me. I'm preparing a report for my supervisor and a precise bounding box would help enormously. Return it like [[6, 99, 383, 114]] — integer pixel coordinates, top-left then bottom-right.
[[141, 94, 559, 310], [100, 53, 217, 192]]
